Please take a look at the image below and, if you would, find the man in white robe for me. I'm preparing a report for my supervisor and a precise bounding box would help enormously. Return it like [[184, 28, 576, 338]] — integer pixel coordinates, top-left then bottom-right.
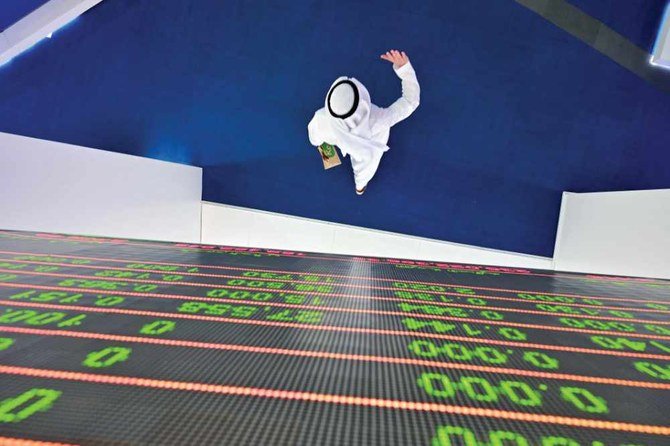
[[307, 50, 420, 195]]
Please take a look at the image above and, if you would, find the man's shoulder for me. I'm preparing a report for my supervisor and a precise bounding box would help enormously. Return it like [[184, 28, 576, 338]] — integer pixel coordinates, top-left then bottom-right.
[[368, 103, 387, 124], [369, 103, 384, 118], [313, 107, 328, 119]]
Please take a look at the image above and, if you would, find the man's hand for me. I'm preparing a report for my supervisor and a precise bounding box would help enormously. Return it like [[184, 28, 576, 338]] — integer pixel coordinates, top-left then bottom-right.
[[381, 50, 409, 69]]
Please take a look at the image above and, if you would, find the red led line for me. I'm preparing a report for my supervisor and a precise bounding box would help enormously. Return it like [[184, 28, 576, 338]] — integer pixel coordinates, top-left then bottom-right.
[[1, 270, 667, 326], [1, 257, 666, 315], [2, 299, 670, 361], [2, 325, 669, 391], [0, 438, 76, 446], [0, 249, 666, 306], [1, 282, 669, 342], [0, 365, 668, 436], [3, 231, 668, 287], [46, 236, 670, 285]]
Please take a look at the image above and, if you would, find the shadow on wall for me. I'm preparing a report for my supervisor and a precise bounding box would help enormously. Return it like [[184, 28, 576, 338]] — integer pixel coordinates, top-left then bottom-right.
[[203, 152, 562, 256]]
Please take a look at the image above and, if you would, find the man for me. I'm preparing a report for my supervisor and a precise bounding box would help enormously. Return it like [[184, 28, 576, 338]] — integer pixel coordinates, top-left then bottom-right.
[[307, 50, 420, 195]]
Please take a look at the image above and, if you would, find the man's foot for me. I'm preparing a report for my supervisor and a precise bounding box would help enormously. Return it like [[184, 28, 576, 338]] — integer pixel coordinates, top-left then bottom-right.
[[356, 186, 367, 195]]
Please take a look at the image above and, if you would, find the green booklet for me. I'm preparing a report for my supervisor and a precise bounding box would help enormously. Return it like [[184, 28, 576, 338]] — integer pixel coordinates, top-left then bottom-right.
[[318, 143, 342, 170]]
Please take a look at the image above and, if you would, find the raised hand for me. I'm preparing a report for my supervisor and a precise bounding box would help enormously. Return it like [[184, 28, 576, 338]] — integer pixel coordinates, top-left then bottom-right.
[[380, 49, 409, 69]]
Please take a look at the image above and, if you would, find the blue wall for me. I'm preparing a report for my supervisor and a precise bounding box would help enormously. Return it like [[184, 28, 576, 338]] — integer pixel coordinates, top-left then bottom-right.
[[569, 0, 668, 50], [1, 0, 669, 256]]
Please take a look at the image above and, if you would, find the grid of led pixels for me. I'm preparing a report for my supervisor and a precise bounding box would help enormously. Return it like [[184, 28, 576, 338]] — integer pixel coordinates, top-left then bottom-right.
[[0, 229, 668, 445]]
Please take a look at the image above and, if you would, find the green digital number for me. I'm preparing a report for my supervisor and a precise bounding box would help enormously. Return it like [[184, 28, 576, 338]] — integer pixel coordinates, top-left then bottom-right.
[[559, 317, 635, 332], [460, 377, 497, 402], [542, 438, 579, 446], [0, 337, 14, 351], [0, 309, 84, 328], [432, 425, 477, 446], [223, 291, 274, 301], [126, 263, 179, 272], [417, 373, 456, 398], [207, 289, 229, 298], [591, 336, 646, 352], [393, 282, 446, 292], [490, 431, 530, 446], [230, 305, 258, 318], [408, 341, 510, 364], [140, 320, 175, 335], [0, 262, 27, 270], [95, 296, 125, 306], [83, 346, 132, 368], [266, 310, 323, 324], [634, 361, 670, 380], [522, 351, 559, 370], [432, 424, 631, 446], [474, 347, 507, 364], [23, 312, 67, 326], [227, 279, 285, 289], [644, 324, 670, 336], [417, 374, 604, 412], [402, 318, 456, 333], [442, 343, 471, 360], [480, 310, 503, 320], [408, 340, 439, 357], [0, 388, 61, 423], [517, 293, 579, 304], [0, 309, 36, 323], [395, 291, 442, 302], [498, 327, 527, 341], [499, 381, 542, 406], [560, 387, 608, 414]]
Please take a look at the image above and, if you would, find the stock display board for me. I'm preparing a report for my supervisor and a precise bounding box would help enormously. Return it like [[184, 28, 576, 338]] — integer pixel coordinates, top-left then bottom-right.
[[0, 230, 668, 445]]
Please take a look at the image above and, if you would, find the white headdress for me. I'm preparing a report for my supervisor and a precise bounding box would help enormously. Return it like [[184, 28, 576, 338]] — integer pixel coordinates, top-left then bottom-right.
[[324, 77, 389, 157]]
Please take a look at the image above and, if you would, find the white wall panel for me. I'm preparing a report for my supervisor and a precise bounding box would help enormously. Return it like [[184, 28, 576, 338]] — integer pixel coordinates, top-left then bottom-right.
[[553, 190, 670, 279], [0, 132, 202, 243], [651, 3, 670, 70], [0, 0, 104, 66]]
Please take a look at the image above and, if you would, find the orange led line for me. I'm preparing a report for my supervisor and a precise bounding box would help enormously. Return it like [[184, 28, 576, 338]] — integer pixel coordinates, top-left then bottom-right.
[[0, 257, 666, 315], [2, 299, 670, 361], [0, 365, 668, 436], [1, 282, 669, 342], [1, 270, 667, 326], [2, 325, 669, 391], [3, 231, 668, 286], [46, 237, 670, 284], [0, 438, 76, 446], [0, 249, 666, 306]]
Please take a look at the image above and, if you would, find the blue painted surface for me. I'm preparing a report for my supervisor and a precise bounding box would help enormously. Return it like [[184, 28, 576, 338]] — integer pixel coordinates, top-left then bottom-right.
[[0, 0, 50, 31], [1, 0, 669, 256], [568, 0, 668, 51]]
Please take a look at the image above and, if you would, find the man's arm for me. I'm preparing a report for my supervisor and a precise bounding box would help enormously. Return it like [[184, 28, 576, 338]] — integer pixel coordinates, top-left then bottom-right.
[[375, 50, 421, 129], [377, 62, 420, 128]]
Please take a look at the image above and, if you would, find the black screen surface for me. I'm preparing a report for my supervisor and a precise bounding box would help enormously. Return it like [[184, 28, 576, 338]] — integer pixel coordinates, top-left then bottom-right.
[[0, 229, 668, 445]]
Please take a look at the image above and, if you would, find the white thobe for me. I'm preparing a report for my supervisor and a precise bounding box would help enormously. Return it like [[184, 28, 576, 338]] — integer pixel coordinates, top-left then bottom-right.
[[308, 62, 421, 190]]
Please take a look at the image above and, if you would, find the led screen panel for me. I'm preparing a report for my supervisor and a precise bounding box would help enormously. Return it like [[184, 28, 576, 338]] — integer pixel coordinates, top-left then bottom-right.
[[0, 230, 668, 445]]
